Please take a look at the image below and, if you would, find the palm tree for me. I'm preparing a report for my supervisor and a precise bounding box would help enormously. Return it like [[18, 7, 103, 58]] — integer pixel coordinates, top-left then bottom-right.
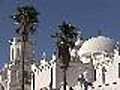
[[12, 5, 39, 90], [12, 5, 39, 37], [52, 21, 78, 90]]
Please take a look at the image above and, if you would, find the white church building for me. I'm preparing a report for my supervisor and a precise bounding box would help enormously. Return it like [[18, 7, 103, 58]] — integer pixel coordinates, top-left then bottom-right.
[[0, 31, 120, 90]]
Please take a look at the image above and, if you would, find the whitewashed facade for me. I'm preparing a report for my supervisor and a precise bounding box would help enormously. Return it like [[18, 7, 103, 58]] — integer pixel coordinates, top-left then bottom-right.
[[0, 33, 120, 90]]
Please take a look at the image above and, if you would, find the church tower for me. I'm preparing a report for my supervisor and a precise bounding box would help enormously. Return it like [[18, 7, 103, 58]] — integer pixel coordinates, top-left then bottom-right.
[[9, 37, 34, 62]]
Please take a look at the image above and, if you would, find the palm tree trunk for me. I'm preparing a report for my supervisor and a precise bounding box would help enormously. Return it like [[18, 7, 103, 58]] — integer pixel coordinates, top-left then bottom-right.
[[21, 34, 27, 90], [63, 66, 67, 90]]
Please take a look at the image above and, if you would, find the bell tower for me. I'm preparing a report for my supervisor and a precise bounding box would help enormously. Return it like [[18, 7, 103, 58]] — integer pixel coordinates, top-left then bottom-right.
[[9, 37, 21, 61], [9, 36, 34, 62]]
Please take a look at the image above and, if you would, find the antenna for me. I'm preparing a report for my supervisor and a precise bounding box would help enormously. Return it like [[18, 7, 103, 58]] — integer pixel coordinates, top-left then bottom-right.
[[97, 24, 105, 36], [98, 29, 102, 36]]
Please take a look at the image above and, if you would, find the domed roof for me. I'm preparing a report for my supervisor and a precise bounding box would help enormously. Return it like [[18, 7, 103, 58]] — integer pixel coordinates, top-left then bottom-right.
[[78, 36, 115, 56]]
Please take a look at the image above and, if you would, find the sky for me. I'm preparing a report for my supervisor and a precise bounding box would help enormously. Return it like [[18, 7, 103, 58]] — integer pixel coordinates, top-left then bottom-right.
[[0, 0, 120, 67]]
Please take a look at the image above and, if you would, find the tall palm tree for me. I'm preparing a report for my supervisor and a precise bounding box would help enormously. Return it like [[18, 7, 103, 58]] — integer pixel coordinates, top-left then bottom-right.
[[52, 21, 78, 90], [12, 5, 39, 37], [12, 5, 39, 90]]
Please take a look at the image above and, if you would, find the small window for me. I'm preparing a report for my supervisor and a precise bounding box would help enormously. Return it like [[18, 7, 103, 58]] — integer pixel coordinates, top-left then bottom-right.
[[102, 66, 106, 84], [113, 82, 117, 84], [94, 69, 96, 81], [34, 69, 36, 72], [105, 84, 109, 86], [98, 85, 102, 87], [12, 48, 14, 60], [118, 63, 120, 78]]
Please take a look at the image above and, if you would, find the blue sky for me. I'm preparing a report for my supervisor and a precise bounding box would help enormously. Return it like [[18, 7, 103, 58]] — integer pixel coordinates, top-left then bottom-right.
[[0, 0, 120, 67]]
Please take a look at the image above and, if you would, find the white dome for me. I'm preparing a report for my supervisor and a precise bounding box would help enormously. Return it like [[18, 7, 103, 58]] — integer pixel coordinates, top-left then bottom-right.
[[78, 36, 115, 56]]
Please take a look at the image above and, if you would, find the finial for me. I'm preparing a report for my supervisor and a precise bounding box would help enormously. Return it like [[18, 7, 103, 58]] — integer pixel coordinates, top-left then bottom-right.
[[52, 52, 56, 61], [42, 51, 46, 60]]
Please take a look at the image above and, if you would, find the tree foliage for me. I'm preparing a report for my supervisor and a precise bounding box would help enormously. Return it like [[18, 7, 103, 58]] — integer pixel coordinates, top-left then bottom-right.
[[52, 21, 78, 49], [52, 21, 78, 66], [12, 5, 39, 35]]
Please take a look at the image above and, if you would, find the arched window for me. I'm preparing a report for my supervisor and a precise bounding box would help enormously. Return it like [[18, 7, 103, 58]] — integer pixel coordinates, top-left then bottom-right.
[[12, 48, 14, 60], [102, 66, 106, 84], [94, 69, 96, 81], [16, 48, 20, 60], [118, 63, 120, 78]]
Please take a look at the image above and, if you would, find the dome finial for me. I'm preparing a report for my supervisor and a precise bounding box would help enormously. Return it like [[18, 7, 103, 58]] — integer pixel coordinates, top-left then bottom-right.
[[42, 51, 46, 60]]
